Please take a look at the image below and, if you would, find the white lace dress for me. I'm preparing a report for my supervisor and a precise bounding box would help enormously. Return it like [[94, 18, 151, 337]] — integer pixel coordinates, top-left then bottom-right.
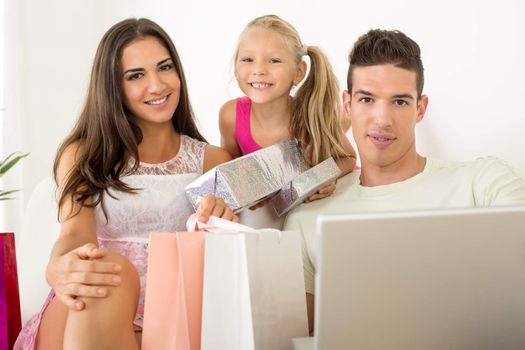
[[15, 135, 206, 349]]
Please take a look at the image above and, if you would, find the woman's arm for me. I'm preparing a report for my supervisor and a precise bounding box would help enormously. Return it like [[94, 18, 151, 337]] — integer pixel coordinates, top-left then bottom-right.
[[203, 144, 233, 172], [46, 143, 122, 311]]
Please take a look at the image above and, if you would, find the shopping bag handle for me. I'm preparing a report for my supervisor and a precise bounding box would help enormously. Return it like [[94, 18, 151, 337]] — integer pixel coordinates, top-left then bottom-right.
[[186, 215, 282, 241], [186, 214, 257, 233]]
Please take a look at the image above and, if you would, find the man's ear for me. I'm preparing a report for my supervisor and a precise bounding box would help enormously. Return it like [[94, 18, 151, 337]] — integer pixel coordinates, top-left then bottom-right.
[[343, 90, 352, 116], [416, 95, 429, 122], [341, 90, 352, 133]]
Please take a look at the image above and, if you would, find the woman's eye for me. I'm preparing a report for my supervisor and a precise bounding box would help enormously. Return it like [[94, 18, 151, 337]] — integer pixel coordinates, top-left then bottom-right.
[[270, 58, 281, 63], [127, 73, 143, 81], [160, 64, 173, 71]]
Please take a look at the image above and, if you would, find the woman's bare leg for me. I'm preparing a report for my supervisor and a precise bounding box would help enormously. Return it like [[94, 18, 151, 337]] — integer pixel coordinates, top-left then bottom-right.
[[36, 295, 68, 350], [36, 253, 140, 350]]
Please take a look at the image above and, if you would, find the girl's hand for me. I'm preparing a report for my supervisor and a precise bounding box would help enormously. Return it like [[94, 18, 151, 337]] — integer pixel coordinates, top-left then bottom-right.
[[249, 198, 271, 211], [47, 243, 122, 311], [197, 194, 239, 223], [304, 181, 336, 203]]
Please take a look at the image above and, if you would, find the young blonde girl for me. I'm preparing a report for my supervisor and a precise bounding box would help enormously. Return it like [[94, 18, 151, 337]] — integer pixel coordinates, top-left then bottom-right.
[[219, 15, 356, 201]]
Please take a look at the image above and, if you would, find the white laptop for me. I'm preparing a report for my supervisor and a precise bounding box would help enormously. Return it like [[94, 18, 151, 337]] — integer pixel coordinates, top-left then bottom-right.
[[303, 206, 525, 350]]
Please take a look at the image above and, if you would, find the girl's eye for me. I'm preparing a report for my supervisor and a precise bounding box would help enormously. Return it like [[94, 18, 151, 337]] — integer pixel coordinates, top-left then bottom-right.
[[270, 58, 281, 63], [160, 63, 173, 71], [240, 57, 253, 63], [127, 72, 143, 81]]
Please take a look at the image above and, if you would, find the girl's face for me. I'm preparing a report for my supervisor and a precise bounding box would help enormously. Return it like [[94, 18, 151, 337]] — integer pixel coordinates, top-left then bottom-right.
[[120, 36, 180, 128], [235, 28, 305, 105]]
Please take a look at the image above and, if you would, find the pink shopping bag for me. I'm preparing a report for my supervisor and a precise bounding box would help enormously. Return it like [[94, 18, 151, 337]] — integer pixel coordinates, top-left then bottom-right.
[[0, 233, 22, 350], [141, 231, 206, 350]]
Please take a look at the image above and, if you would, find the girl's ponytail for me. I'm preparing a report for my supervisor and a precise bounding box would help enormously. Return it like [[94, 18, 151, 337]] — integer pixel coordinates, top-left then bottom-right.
[[291, 46, 348, 166]]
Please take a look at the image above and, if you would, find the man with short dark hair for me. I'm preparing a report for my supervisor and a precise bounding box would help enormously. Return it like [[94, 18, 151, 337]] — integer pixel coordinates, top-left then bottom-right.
[[284, 29, 525, 332]]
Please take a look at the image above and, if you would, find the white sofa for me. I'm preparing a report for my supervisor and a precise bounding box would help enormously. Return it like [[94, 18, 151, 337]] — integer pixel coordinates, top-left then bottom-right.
[[17, 177, 59, 324]]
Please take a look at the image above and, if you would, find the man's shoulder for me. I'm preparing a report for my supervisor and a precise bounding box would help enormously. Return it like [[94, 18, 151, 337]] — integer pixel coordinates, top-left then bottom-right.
[[430, 156, 525, 206], [336, 169, 361, 191], [428, 156, 514, 176], [471, 156, 524, 176]]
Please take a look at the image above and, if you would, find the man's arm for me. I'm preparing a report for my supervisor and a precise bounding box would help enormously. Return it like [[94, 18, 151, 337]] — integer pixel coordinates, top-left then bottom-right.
[[473, 157, 525, 206]]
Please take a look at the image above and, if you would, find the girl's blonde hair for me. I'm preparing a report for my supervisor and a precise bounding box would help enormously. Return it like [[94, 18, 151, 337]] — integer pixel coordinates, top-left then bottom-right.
[[236, 14, 348, 166]]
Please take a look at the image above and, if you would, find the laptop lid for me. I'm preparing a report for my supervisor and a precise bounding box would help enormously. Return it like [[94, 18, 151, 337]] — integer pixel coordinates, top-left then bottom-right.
[[315, 206, 525, 350]]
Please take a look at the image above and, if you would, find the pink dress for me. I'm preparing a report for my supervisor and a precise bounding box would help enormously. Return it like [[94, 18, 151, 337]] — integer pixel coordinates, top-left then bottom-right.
[[235, 96, 262, 155], [14, 135, 206, 349]]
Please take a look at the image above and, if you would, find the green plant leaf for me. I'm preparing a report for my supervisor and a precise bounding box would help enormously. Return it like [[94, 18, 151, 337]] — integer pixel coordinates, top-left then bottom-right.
[[0, 189, 21, 200], [0, 152, 29, 177]]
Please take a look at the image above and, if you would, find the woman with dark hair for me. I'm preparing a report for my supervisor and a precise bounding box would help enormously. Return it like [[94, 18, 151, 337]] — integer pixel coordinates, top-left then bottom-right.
[[15, 18, 235, 349]]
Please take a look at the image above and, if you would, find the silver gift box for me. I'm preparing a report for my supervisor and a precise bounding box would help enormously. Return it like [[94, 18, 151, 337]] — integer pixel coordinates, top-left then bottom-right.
[[184, 139, 308, 213], [270, 157, 341, 216]]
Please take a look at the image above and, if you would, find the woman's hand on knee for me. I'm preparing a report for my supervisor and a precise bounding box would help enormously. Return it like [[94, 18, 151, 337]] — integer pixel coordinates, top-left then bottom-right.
[[47, 243, 123, 311], [197, 195, 239, 223]]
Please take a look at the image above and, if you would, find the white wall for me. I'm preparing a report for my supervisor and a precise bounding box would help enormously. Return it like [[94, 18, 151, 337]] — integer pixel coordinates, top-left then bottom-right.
[[2, 0, 134, 232], [4, 0, 525, 232]]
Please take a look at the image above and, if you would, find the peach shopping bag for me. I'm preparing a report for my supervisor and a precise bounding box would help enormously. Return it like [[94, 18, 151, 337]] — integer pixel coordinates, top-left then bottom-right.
[[142, 231, 206, 350]]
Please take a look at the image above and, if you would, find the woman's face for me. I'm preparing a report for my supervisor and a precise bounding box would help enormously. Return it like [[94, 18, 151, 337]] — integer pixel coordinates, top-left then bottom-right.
[[120, 36, 181, 128]]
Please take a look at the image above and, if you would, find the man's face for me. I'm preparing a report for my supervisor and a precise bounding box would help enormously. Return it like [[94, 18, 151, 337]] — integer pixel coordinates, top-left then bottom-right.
[[344, 64, 428, 171]]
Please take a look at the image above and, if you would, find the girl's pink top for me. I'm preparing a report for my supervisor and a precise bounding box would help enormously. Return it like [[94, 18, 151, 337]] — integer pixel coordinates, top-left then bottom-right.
[[235, 96, 262, 155]]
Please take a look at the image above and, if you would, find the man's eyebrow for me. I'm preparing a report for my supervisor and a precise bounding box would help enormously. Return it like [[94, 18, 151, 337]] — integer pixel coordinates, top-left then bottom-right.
[[353, 89, 375, 97], [123, 58, 172, 75], [393, 94, 415, 100]]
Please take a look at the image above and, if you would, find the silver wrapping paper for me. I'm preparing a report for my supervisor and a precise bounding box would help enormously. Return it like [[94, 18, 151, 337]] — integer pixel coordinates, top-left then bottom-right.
[[184, 139, 307, 212], [271, 157, 341, 216]]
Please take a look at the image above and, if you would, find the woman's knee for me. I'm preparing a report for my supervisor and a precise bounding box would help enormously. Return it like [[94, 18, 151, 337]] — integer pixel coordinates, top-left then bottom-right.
[[80, 252, 140, 309], [101, 252, 140, 290]]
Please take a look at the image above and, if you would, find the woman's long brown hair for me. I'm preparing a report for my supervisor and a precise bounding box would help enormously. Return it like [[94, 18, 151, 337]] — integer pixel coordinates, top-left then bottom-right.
[[53, 18, 206, 219]]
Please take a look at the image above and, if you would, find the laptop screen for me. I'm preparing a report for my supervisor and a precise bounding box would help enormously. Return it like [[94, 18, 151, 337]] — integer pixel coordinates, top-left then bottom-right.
[[314, 206, 525, 350]]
